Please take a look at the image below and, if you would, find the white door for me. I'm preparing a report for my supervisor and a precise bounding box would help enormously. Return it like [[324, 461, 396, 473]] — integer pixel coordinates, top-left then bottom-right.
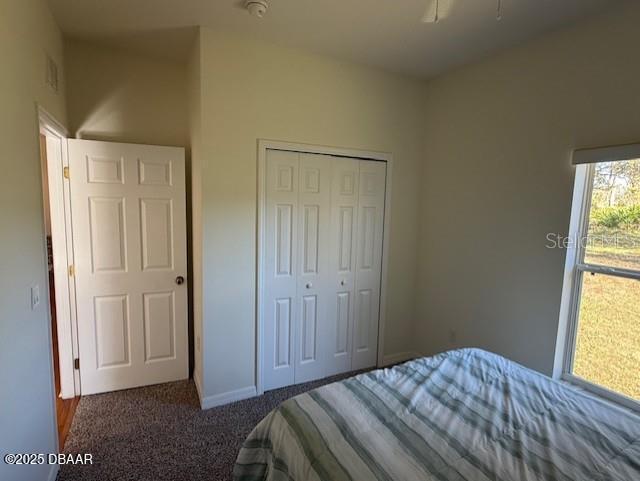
[[352, 160, 386, 370], [294, 154, 331, 384], [326, 156, 360, 376], [68, 139, 188, 395], [263, 151, 332, 389], [263, 150, 299, 390]]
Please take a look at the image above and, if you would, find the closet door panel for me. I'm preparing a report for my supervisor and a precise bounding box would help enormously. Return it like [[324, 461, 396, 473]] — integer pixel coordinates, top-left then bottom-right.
[[352, 160, 386, 370], [294, 154, 331, 384], [327, 157, 360, 375], [263, 150, 299, 390]]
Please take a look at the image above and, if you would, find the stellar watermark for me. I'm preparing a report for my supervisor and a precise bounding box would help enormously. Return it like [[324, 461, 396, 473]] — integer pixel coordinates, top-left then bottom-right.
[[545, 233, 638, 249]]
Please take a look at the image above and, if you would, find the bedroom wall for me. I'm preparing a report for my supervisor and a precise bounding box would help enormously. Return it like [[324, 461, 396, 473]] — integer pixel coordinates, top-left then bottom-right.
[[193, 27, 427, 402], [416, 3, 640, 375], [0, 1, 67, 480], [64, 39, 189, 147]]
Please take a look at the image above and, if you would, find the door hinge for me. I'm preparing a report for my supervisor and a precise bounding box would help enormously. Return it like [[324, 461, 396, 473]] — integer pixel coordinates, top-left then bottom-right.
[[63, 166, 70, 179], [68, 265, 74, 277], [74, 358, 80, 370]]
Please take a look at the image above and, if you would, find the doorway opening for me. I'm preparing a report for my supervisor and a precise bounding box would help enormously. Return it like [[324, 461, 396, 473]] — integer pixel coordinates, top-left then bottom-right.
[[38, 106, 80, 449], [37, 105, 191, 452]]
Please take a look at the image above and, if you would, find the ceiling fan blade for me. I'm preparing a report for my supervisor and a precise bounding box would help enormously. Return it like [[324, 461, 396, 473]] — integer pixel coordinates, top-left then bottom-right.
[[421, 0, 454, 24], [421, 0, 438, 23]]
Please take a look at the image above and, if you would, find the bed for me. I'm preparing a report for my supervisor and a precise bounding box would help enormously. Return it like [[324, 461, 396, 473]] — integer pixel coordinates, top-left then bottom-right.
[[234, 348, 640, 481]]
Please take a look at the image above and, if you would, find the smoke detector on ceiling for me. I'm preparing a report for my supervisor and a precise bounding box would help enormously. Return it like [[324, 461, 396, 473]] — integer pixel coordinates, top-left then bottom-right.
[[421, 0, 504, 23], [245, 0, 268, 18]]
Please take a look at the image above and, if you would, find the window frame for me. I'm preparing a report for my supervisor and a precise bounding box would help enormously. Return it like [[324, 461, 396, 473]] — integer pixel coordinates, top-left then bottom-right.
[[558, 157, 640, 414]]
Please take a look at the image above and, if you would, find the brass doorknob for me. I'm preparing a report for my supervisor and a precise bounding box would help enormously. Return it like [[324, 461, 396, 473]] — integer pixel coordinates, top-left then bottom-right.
[[176, 276, 185, 285]]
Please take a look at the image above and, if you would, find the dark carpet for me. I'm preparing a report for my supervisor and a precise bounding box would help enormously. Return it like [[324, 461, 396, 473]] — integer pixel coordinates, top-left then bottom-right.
[[57, 372, 359, 481]]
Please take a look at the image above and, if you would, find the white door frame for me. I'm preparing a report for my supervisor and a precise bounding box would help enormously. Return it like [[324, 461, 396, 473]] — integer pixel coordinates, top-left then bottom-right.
[[256, 139, 393, 395], [38, 105, 81, 399]]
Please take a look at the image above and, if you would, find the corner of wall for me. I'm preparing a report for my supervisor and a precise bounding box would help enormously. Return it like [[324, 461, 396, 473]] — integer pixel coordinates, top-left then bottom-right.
[[381, 351, 422, 367], [199, 386, 258, 411], [411, 83, 432, 357], [187, 28, 205, 395]]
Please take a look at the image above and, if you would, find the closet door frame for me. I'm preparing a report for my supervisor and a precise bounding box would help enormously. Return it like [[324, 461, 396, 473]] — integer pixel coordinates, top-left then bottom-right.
[[256, 140, 393, 395]]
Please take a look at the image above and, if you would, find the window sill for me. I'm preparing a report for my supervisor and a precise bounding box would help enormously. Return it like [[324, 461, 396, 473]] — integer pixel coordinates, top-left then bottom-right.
[[560, 373, 640, 415]]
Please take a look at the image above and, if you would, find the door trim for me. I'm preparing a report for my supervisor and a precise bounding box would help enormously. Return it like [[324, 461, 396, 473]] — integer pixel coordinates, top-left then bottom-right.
[[256, 140, 393, 395], [38, 105, 81, 399]]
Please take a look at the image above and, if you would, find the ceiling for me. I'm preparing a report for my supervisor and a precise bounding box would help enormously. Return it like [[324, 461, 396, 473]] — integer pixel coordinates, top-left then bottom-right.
[[49, 0, 620, 78]]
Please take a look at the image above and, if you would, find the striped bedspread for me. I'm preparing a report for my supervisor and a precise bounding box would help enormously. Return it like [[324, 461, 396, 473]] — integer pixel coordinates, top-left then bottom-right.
[[234, 348, 640, 480]]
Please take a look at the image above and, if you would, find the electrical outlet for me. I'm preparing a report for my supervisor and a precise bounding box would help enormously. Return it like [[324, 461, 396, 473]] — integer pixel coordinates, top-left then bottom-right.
[[31, 285, 40, 310]]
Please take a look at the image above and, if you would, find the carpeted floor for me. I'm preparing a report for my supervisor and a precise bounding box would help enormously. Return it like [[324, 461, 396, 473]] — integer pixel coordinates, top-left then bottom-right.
[[58, 372, 359, 481]]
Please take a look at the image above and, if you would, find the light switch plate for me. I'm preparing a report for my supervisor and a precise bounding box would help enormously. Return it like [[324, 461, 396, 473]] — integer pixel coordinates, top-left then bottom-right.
[[31, 285, 40, 310]]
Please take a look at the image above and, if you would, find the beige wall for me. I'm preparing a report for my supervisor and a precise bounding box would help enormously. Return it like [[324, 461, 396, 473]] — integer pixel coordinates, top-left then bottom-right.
[[64, 39, 188, 147], [417, 3, 640, 375], [194, 27, 427, 398], [0, 1, 67, 480]]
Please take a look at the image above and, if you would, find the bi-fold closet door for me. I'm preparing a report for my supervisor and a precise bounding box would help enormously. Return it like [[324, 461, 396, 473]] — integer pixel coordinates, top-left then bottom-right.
[[263, 149, 386, 391]]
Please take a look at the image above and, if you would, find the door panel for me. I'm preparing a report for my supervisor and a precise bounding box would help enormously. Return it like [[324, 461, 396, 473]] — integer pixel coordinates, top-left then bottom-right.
[[275, 204, 294, 276], [88, 197, 127, 273], [302, 205, 320, 274], [335, 291, 350, 355], [352, 160, 386, 371], [327, 157, 360, 375], [263, 150, 299, 390], [274, 298, 292, 368], [69, 139, 188, 395], [301, 295, 318, 362], [140, 198, 174, 270], [294, 154, 331, 384], [338, 207, 355, 271], [86, 155, 124, 184], [355, 289, 372, 350], [139, 158, 172, 186], [94, 294, 130, 367], [359, 207, 376, 269], [142, 291, 175, 362]]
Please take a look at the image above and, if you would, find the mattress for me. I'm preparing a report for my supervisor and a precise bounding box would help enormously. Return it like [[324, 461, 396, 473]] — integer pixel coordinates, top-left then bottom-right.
[[234, 348, 640, 480]]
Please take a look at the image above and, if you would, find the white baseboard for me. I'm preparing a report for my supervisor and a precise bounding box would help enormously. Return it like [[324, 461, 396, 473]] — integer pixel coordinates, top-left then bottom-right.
[[47, 463, 59, 481], [200, 385, 257, 410], [381, 351, 421, 367]]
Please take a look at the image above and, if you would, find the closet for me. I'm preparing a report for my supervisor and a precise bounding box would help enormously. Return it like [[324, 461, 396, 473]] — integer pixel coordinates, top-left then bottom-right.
[[261, 148, 387, 391]]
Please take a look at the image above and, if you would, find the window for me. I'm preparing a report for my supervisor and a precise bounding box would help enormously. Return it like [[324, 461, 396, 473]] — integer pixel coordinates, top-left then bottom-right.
[[559, 147, 640, 412]]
